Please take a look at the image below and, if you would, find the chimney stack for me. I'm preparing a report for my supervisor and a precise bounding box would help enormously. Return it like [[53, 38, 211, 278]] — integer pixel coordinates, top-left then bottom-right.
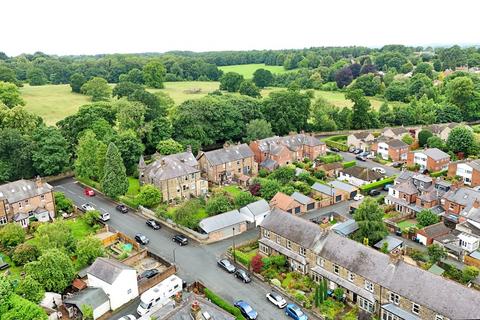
[[35, 176, 43, 188], [474, 198, 480, 209], [161, 158, 166, 166], [186, 145, 192, 153], [389, 249, 403, 265]]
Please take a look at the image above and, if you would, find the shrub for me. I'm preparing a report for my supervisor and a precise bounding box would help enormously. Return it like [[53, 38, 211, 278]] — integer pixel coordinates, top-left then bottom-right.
[[462, 266, 480, 284], [233, 250, 252, 267], [137, 184, 162, 208], [314, 170, 326, 180], [269, 255, 287, 268], [204, 288, 246, 320], [342, 160, 356, 168], [318, 154, 342, 164], [271, 278, 281, 287], [258, 168, 269, 178], [81, 210, 101, 227], [0, 223, 26, 248], [12, 243, 41, 265], [54, 192, 74, 215], [333, 288, 344, 300], [234, 192, 256, 208], [15, 275, 45, 304], [76, 236, 105, 267], [206, 194, 234, 216], [251, 254, 264, 273], [359, 176, 396, 193], [173, 199, 204, 229], [430, 170, 447, 178]]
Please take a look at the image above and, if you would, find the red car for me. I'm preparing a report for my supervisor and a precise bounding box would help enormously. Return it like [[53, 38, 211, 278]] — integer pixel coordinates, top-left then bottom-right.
[[84, 187, 95, 196]]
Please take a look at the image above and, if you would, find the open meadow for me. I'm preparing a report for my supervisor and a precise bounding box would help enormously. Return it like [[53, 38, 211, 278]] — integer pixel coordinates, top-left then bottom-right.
[[218, 63, 287, 78]]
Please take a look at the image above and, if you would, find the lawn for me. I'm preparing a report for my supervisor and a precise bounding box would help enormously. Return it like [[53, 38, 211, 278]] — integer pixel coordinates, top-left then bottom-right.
[[64, 218, 95, 240], [397, 219, 417, 231], [0, 252, 22, 279], [148, 81, 220, 104], [218, 64, 288, 78], [222, 185, 244, 198], [20, 84, 91, 125], [126, 177, 140, 197]]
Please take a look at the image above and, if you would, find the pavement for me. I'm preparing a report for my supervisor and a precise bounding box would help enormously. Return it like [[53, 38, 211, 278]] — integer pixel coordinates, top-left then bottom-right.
[[52, 178, 319, 320]]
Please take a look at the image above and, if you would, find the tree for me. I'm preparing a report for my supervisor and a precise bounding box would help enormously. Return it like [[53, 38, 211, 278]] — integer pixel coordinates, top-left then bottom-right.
[[115, 130, 144, 174], [35, 220, 76, 253], [206, 194, 234, 216], [418, 129, 433, 147], [426, 136, 447, 150], [26, 249, 75, 293], [252, 69, 273, 88], [31, 126, 70, 176], [112, 81, 144, 98], [12, 243, 40, 266], [0, 81, 25, 108], [462, 266, 480, 284], [346, 89, 373, 129], [70, 73, 86, 93], [0, 105, 42, 135], [80, 304, 94, 320], [101, 143, 129, 198], [244, 119, 273, 142], [262, 89, 311, 135], [173, 199, 204, 229], [234, 192, 256, 208], [251, 254, 264, 273], [0, 223, 26, 247], [0, 128, 34, 182], [269, 166, 296, 184], [81, 77, 111, 101], [137, 184, 162, 208], [409, 74, 435, 99], [143, 60, 166, 88], [427, 244, 447, 264], [94, 142, 108, 181], [0, 65, 17, 84], [414, 62, 434, 79], [417, 209, 440, 228], [27, 68, 47, 86], [335, 67, 353, 88], [437, 104, 463, 123], [145, 116, 172, 152], [353, 197, 388, 245], [258, 179, 281, 200], [239, 80, 261, 98], [311, 98, 339, 131], [384, 80, 409, 102], [121, 68, 144, 84], [15, 276, 44, 304], [115, 100, 145, 135], [81, 210, 101, 227], [74, 130, 100, 179], [446, 76, 474, 107], [76, 236, 105, 267], [401, 134, 414, 145], [156, 139, 184, 155], [350, 74, 381, 96], [219, 72, 244, 92], [447, 126, 476, 155], [1, 294, 48, 320]]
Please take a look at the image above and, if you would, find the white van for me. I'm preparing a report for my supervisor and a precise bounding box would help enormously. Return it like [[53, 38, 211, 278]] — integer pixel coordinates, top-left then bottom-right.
[[99, 211, 110, 222], [136, 275, 182, 316]]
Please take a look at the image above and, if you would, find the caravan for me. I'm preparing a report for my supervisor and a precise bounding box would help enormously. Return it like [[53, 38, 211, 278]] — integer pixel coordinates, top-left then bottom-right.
[[136, 275, 182, 316]]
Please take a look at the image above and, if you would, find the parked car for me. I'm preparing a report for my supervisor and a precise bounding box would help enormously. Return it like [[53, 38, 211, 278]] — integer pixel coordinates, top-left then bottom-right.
[[330, 147, 340, 152], [368, 189, 381, 196], [372, 167, 386, 174], [348, 146, 356, 153], [353, 194, 364, 201], [81, 203, 95, 211], [140, 269, 159, 279], [117, 315, 136, 320], [366, 154, 376, 159], [172, 234, 188, 246], [217, 259, 236, 273], [135, 233, 149, 245], [392, 161, 404, 168], [285, 303, 308, 320], [234, 300, 258, 320], [116, 204, 129, 213], [383, 183, 393, 191], [266, 292, 287, 308], [84, 187, 95, 196], [146, 219, 161, 230], [353, 149, 362, 154], [355, 154, 367, 161], [234, 269, 251, 283]]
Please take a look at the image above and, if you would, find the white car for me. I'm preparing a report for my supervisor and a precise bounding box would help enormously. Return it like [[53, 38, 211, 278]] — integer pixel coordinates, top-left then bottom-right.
[[366, 154, 376, 159], [266, 292, 287, 308], [353, 194, 364, 201], [81, 203, 95, 211], [372, 167, 386, 174]]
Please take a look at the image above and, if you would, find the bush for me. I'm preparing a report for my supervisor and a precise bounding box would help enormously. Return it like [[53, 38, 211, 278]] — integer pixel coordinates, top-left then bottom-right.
[[15, 275, 45, 304], [81, 210, 101, 227], [342, 160, 356, 168], [251, 254, 264, 273], [0, 223, 26, 248], [359, 176, 396, 193], [137, 184, 162, 208], [206, 194, 234, 216], [12, 243, 41, 265], [314, 170, 326, 180], [234, 192, 256, 208], [271, 278, 281, 287], [233, 250, 252, 267], [54, 192, 74, 215], [430, 170, 447, 178], [318, 154, 342, 164], [258, 168, 269, 178], [204, 288, 246, 320], [173, 199, 204, 229], [324, 139, 348, 151]]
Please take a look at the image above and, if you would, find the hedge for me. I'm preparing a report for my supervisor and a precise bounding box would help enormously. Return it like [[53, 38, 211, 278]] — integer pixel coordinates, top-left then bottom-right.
[[342, 161, 356, 168], [359, 176, 396, 193], [430, 169, 447, 178], [204, 288, 246, 320], [233, 250, 252, 267], [324, 139, 349, 152], [318, 154, 343, 164]]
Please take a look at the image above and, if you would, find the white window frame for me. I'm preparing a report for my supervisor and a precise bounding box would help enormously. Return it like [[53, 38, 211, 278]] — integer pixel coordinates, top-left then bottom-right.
[[276, 235, 281, 244], [435, 315, 443, 320], [317, 257, 324, 267], [263, 229, 270, 239], [389, 292, 400, 305], [348, 271, 355, 282], [359, 297, 375, 313], [364, 280, 374, 292], [0, 216, 7, 225], [299, 247, 306, 256], [286, 240, 291, 249], [412, 303, 420, 315], [333, 264, 340, 275]]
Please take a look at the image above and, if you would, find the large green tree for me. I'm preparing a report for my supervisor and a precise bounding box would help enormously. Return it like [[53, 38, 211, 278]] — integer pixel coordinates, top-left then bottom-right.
[[219, 72, 244, 92], [156, 138, 184, 155], [27, 68, 47, 86], [69, 73, 86, 93], [81, 77, 111, 101], [252, 68, 274, 88], [427, 244, 447, 264], [0, 223, 26, 248], [15, 276, 44, 304], [76, 236, 105, 268], [417, 209, 440, 228], [1, 294, 48, 320], [239, 80, 261, 98], [137, 184, 162, 208], [115, 99, 146, 136], [25, 249, 75, 293], [35, 220, 76, 253], [353, 197, 388, 245], [0, 81, 25, 108], [346, 89, 374, 129], [101, 143, 129, 198], [74, 130, 100, 179], [447, 126, 477, 155], [418, 129, 433, 147], [0, 128, 34, 182], [115, 130, 144, 174], [143, 60, 166, 88], [0, 105, 42, 135], [244, 119, 273, 142], [31, 126, 70, 176], [350, 74, 381, 96]]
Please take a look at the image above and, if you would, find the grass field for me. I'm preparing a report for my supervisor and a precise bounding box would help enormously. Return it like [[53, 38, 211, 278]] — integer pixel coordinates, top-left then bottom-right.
[[148, 81, 220, 104], [20, 84, 90, 125], [219, 64, 287, 78]]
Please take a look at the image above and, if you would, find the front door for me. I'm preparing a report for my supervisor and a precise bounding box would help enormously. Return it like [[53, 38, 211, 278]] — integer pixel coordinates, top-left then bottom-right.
[[353, 293, 357, 304]]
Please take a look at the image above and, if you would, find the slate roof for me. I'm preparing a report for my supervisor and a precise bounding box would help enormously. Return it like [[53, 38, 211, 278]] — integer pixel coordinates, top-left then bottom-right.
[[260, 159, 277, 170], [241, 199, 270, 217], [396, 171, 415, 184], [385, 139, 408, 148], [291, 192, 315, 205], [331, 219, 358, 237], [373, 236, 403, 252], [418, 222, 451, 239], [199, 209, 245, 233], [311, 232, 480, 319], [255, 134, 324, 153], [421, 148, 450, 161], [351, 131, 372, 140], [330, 180, 358, 193], [143, 151, 200, 181], [87, 257, 134, 284], [443, 187, 480, 208], [260, 208, 322, 248], [64, 287, 109, 310], [0, 179, 52, 203], [200, 144, 254, 166], [384, 127, 408, 135], [340, 166, 383, 182], [311, 182, 335, 195]]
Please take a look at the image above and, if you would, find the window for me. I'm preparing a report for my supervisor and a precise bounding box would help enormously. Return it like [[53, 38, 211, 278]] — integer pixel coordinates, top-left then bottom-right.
[[435, 315, 443, 320], [412, 303, 420, 315], [299, 247, 306, 256], [358, 297, 375, 313], [25, 199, 29, 204], [364, 280, 374, 292], [348, 271, 355, 282], [263, 229, 270, 239], [40, 194, 45, 200], [259, 244, 270, 254], [382, 311, 401, 320], [449, 203, 455, 210], [0, 216, 7, 225], [18, 202, 22, 208], [276, 235, 281, 244], [333, 264, 339, 275], [316, 257, 324, 267], [286, 240, 291, 249], [127, 288, 132, 294], [185, 176, 188, 181], [238, 168, 241, 173], [389, 292, 400, 305], [237, 161, 240, 165]]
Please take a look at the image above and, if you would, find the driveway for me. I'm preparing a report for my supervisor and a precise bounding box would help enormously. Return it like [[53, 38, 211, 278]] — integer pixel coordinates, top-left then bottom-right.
[[338, 151, 400, 177], [52, 178, 320, 320]]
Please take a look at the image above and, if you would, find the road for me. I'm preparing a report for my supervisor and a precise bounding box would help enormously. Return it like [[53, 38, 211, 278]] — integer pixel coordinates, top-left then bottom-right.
[[337, 151, 400, 177], [53, 178, 318, 320]]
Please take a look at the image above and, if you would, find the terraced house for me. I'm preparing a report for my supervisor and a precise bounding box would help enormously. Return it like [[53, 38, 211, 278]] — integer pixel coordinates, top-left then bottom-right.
[[138, 149, 208, 202], [0, 178, 55, 228], [258, 209, 480, 320], [197, 143, 257, 185], [249, 133, 326, 171]]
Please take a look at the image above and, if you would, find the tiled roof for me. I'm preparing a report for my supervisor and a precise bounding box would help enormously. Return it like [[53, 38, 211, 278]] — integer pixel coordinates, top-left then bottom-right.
[[319, 162, 343, 171], [199, 209, 245, 233], [64, 287, 109, 310], [330, 180, 358, 193], [87, 258, 134, 284], [311, 182, 335, 195], [422, 148, 450, 161], [291, 191, 315, 205], [256, 134, 324, 153], [200, 144, 254, 166], [384, 127, 408, 135], [270, 192, 301, 210], [386, 139, 408, 148], [340, 166, 383, 182], [443, 188, 480, 208], [352, 131, 372, 140], [143, 152, 200, 181], [418, 222, 451, 238], [0, 179, 52, 203]]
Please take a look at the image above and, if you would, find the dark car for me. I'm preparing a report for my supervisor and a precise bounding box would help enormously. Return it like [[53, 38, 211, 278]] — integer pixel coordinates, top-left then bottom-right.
[[234, 300, 258, 320], [146, 219, 161, 230], [172, 234, 188, 246], [355, 154, 367, 161], [330, 147, 340, 152], [116, 204, 129, 213], [140, 269, 159, 279], [368, 189, 381, 196], [217, 259, 236, 273], [353, 149, 362, 154], [135, 233, 149, 245], [234, 269, 251, 283], [392, 161, 404, 168], [383, 183, 393, 191]]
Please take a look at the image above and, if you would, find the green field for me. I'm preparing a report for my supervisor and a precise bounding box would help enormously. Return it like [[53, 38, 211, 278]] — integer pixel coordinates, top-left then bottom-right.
[[219, 63, 287, 78], [148, 81, 220, 104]]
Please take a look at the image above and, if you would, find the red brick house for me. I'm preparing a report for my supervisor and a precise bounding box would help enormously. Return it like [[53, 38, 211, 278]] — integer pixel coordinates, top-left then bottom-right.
[[448, 160, 480, 187], [407, 148, 450, 172], [371, 139, 409, 161]]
